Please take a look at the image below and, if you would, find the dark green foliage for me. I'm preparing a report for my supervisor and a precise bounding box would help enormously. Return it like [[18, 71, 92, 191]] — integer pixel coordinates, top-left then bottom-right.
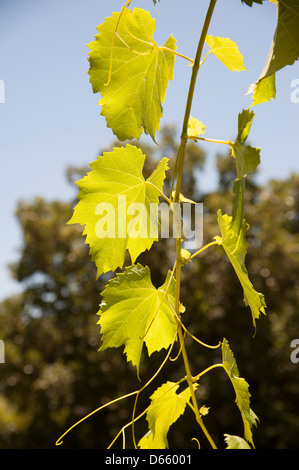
[[241, 0, 263, 6]]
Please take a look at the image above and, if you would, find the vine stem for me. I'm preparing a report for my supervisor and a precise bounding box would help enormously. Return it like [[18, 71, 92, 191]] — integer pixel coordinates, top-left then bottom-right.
[[173, 0, 218, 450], [145, 180, 172, 205], [56, 331, 179, 448], [173, 0, 218, 203], [189, 136, 232, 146], [189, 240, 220, 260], [175, 260, 218, 450]]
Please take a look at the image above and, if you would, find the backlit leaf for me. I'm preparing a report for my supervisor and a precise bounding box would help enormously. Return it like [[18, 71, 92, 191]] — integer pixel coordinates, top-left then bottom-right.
[[138, 381, 193, 449], [199, 405, 210, 417], [248, 0, 299, 105], [215, 212, 266, 329], [68, 145, 168, 277], [224, 434, 252, 449], [205, 35, 246, 72], [222, 339, 258, 447], [231, 143, 261, 181], [230, 110, 260, 228], [236, 108, 255, 142], [187, 116, 206, 140], [250, 73, 276, 106], [88, 8, 176, 141], [230, 109, 261, 180], [98, 265, 177, 374], [216, 110, 266, 328]]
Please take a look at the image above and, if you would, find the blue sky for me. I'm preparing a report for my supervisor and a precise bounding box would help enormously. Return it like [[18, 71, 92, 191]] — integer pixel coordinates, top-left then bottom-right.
[[0, 0, 298, 301]]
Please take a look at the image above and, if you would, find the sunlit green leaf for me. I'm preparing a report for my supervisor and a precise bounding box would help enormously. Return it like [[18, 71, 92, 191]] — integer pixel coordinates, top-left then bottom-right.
[[199, 405, 210, 417], [250, 73, 276, 106], [88, 7, 176, 141], [224, 434, 252, 449], [187, 116, 206, 140], [216, 110, 266, 328], [205, 35, 247, 72], [231, 109, 260, 181], [68, 145, 168, 278], [215, 211, 266, 329], [236, 108, 254, 142], [222, 339, 258, 447], [230, 109, 260, 231], [98, 265, 177, 374], [231, 143, 261, 181], [248, 0, 299, 105], [138, 381, 193, 449]]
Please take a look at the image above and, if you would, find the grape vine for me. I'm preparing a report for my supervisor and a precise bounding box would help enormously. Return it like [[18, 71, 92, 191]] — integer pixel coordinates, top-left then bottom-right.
[[56, 0, 299, 450]]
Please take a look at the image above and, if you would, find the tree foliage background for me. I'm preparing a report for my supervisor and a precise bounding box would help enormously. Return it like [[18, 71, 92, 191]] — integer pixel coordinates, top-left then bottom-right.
[[0, 126, 298, 449]]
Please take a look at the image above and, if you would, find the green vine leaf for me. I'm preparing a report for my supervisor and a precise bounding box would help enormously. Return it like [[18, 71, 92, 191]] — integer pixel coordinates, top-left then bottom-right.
[[205, 35, 247, 72], [138, 381, 194, 449], [241, 0, 263, 6], [250, 72, 276, 106], [216, 110, 266, 328], [236, 107, 254, 142], [231, 143, 261, 181], [229, 109, 260, 234], [231, 109, 261, 181], [68, 145, 168, 278], [247, 0, 299, 105], [215, 212, 266, 329], [97, 264, 177, 375], [88, 7, 176, 141], [187, 116, 206, 140], [224, 434, 251, 449], [222, 339, 259, 447]]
